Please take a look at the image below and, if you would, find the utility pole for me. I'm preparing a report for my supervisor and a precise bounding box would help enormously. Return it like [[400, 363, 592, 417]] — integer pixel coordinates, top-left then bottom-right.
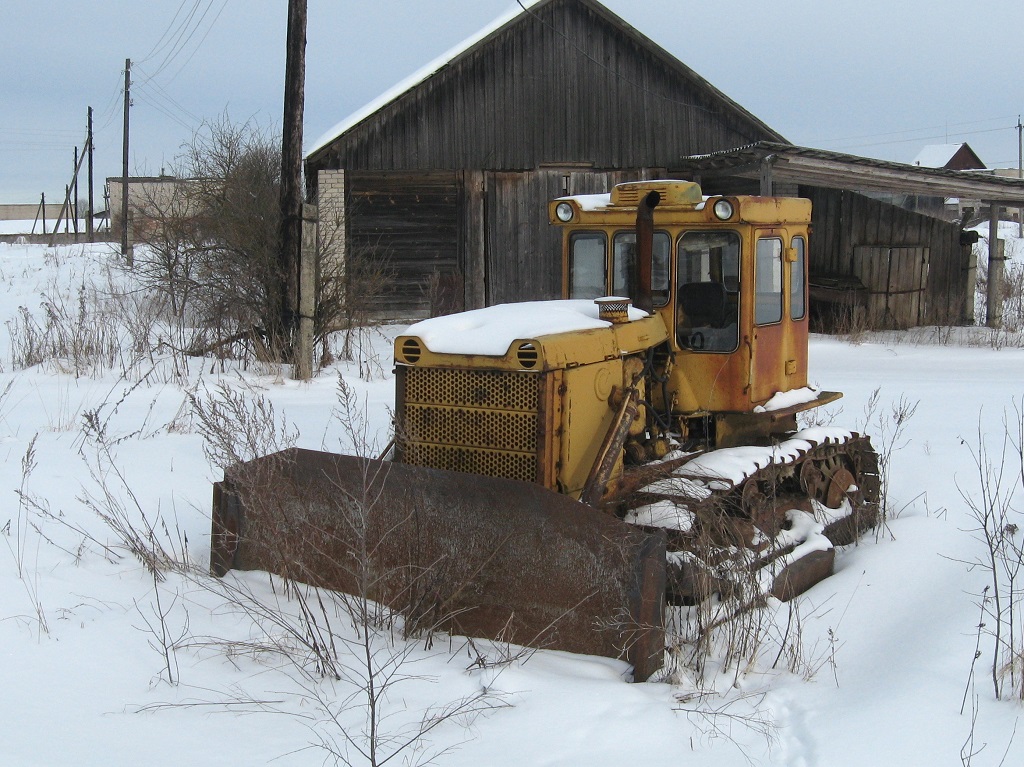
[[73, 146, 80, 241], [87, 106, 94, 242], [987, 203, 1003, 329], [32, 192, 46, 236], [1017, 115, 1022, 239], [279, 0, 307, 366], [122, 58, 132, 265]]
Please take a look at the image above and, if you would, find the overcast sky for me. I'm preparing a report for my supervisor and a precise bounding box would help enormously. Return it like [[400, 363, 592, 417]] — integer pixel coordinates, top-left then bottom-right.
[[3, 0, 1023, 206]]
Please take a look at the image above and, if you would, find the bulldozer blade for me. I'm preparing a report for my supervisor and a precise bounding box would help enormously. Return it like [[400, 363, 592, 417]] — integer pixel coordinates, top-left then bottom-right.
[[212, 448, 667, 681]]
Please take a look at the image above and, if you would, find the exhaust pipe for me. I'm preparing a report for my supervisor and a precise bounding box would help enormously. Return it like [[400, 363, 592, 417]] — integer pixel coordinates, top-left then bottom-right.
[[634, 190, 661, 313]]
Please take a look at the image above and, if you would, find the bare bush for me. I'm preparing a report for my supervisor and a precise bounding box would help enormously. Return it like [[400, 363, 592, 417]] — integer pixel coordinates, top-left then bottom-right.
[[129, 115, 378, 368], [189, 381, 299, 468], [6, 281, 120, 377], [859, 387, 919, 532], [187, 373, 507, 764], [960, 401, 1024, 701]]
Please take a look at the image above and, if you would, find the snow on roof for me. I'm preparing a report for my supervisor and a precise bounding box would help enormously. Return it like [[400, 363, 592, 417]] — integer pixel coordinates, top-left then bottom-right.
[[307, 1, 542, 157], [405, 299, 649, 356], [913, 144, 966, 168]]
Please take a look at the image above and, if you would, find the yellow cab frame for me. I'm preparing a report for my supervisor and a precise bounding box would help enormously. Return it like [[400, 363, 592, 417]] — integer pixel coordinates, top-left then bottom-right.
[[550, 180, 839, 448]]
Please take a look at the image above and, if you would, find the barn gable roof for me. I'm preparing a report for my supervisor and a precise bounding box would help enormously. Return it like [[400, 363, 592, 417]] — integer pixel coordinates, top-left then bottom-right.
[[308, 3, 529, 156], [306, 0, 785, 170]]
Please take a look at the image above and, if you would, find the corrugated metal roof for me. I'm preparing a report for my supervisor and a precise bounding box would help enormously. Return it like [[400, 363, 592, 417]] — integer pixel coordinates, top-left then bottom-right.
[[676, 142, 1024, 204]]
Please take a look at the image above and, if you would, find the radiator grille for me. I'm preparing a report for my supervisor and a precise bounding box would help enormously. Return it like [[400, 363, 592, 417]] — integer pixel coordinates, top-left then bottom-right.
[[398, 367, 542, 483], [403, 404, 538, 452], [401, 443, 537, 484], [404, 367, 537, 411]]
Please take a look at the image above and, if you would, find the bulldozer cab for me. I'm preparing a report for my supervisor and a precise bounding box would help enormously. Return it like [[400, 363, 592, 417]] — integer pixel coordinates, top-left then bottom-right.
[[551, 180, 815, 427]]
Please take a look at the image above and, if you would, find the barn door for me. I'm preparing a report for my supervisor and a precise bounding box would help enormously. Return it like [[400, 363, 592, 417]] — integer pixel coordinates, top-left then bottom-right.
[[347, 172, 461, 317], [853, 246, 930, 328], [484, 171, 566, 305]]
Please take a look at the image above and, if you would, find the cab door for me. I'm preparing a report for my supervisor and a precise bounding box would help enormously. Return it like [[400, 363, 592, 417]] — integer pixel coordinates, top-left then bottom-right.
[[750, 232, 787, 403]]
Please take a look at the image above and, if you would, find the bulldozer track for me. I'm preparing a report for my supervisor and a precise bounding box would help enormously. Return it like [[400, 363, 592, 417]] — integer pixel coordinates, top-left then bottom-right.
[[620, 430, 880, 603]]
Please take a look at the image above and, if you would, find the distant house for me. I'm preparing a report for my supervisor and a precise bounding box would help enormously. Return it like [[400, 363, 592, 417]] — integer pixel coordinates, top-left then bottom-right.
[[913, 143, 986, 171], [906, 143, 987, 220], [106, 175, 188, 247]]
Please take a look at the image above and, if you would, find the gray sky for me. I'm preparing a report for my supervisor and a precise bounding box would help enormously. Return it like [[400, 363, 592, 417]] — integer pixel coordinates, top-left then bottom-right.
[[3, 0, 1023, 206]]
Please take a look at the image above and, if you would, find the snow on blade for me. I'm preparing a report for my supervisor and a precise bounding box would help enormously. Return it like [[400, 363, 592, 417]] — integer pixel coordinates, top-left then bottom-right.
[[406, 299, 649, 356], [625, 499, 696, 531]]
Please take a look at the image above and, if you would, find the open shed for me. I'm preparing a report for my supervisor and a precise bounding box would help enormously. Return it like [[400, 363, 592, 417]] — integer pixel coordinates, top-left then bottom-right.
[[675, 142, 1024, 327]]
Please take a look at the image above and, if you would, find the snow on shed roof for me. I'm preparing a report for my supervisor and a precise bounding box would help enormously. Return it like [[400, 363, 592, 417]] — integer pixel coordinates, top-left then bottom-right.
[[307, 2, 541, 156], [913, 144, 968, 168]]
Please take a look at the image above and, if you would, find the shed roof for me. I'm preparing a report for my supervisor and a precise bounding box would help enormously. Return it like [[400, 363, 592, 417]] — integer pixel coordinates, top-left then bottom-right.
[[676, 142, 1024, 205]]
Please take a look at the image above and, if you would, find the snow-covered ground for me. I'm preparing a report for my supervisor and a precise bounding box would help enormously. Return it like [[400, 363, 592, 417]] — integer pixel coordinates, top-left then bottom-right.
[[2, 236, 1024, 766], [0, 218, 93, 236]]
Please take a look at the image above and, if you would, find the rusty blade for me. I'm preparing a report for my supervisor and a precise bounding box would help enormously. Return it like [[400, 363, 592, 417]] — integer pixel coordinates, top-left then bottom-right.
[[212, 448, 667, 681]]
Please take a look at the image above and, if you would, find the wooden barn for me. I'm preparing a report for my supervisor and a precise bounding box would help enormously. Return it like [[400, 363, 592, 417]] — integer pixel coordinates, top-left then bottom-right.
[[306, 0, 1024, 326], [305, 0, 784, 317]]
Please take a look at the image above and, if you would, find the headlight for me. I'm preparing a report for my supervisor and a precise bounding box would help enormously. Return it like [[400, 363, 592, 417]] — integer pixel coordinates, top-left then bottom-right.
[[555, 202, 575, 222], [713, 199, 734, 220]]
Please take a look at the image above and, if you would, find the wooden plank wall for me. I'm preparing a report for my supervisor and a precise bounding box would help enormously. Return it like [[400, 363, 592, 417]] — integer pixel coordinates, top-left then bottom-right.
[[803, 187, 967, 325], [346, 172, 460, 317], [484, 168, 663, 305], [349, 168, 666, 314], [852, 246, 930, 327]]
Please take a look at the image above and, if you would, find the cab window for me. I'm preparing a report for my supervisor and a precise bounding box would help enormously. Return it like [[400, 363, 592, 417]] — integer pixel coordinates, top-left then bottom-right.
[[568, 232, 606, 299], [791, 236, 806, 320], [612, 231, 671, 306], [755, 237, 783, 325], [676, 231, 740, 352]]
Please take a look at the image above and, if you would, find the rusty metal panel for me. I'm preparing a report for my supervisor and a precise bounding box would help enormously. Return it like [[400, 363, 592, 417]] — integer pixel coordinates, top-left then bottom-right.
[[211, 448, 666, 681]]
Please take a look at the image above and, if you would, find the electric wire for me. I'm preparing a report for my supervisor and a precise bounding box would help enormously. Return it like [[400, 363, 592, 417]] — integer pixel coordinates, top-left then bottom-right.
[[142, 0, 226, 83], [134, 64, 203, 124], [136, 0, 195, 65], [806, 115, 1019, 146], [160, 0, 230, 86]]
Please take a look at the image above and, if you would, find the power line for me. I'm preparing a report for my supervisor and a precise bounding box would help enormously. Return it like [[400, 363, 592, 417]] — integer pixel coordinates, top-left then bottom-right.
[[806, 115, 1019, 146], [141, 0, 228, 83], [134, 65, 203, 123], [137, 0, 195, 65], [826, 124, 1017, 152], [161, 0, 230, 85]]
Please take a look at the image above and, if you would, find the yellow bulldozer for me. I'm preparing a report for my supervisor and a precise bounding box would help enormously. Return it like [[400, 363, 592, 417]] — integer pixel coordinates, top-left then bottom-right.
[[212, 180, 878, 681]]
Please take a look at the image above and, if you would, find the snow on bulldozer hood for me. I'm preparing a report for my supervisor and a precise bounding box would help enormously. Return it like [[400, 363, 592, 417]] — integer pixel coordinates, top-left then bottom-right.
[[406, 299, 650, 356]]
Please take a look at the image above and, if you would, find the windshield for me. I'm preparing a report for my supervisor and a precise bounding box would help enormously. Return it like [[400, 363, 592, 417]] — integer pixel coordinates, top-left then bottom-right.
[[676, 230, 741, 352]]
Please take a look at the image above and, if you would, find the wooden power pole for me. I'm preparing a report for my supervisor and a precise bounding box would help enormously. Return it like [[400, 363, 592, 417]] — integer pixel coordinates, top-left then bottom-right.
[[279, 0, 307, 366], [87, 106, 95, 243], [122, 58, 132, 265], [1017, 116, 1022, 239]]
